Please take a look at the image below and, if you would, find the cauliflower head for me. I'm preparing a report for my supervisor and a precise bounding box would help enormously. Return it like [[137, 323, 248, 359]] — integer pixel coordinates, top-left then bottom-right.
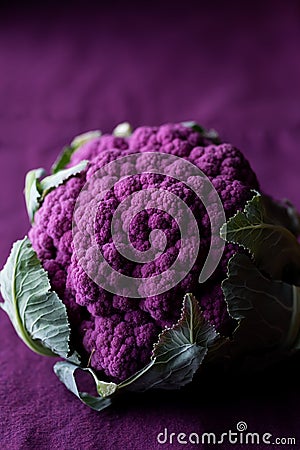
[[29, 123, 259, 382]]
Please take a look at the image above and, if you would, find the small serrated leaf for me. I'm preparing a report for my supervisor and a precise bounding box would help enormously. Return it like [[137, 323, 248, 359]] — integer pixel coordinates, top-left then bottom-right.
[[153, 293, 217, 361], [0, 237, 70, 358], [221, 192, 300, 284], [119, 294, 218, 392]]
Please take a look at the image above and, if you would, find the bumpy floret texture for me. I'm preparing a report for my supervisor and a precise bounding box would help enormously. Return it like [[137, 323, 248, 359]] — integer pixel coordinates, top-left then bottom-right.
[[29, 123, 259, 382]]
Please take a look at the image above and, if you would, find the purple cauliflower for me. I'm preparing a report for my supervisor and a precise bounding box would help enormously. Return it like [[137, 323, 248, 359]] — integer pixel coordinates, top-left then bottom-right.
[[29, 123, 259, 383]]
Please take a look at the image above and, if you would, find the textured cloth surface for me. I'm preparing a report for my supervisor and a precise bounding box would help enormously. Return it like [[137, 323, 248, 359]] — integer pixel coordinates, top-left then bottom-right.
[[0, 1, 300, 449]]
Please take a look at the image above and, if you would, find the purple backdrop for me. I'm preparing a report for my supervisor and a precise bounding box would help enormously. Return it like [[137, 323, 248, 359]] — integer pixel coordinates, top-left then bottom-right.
[[0, 1, 300, 449]]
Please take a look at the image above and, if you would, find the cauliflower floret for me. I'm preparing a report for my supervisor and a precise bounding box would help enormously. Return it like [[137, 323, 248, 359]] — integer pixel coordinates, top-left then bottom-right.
[[81, 310, 159, 382]]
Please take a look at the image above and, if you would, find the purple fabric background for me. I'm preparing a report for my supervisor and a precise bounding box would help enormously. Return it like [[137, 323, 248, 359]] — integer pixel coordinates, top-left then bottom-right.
[[1, 1, 300, 449]]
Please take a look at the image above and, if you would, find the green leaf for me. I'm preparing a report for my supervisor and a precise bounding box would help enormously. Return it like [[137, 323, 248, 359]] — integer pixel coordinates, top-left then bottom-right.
[[54, 295, 219, 410], [53, 361, 112, 412], [261, 195, 300, 238], [51, 146, 74, 175], [181, 121, 221, 144], [51, 130, 101, 174], [24, 160, 88, 223], [119, 294, 218, 392], [70, 130, 101, 149], [222, 253, 300, 354], [24, 168, 45, 223], [0, 237, 70, 358], [221, 192, 300, 284], [40, 160, 88, 199]]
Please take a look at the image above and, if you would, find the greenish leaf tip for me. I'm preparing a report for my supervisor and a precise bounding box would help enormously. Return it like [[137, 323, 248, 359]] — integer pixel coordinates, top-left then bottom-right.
[[24, 160, 88, 224], [40, 160, 88, 198], [113, 122, 132, 137], [181, 121, 221, 144], [52, 130, 101, 174], [53, 361, 112, 412]]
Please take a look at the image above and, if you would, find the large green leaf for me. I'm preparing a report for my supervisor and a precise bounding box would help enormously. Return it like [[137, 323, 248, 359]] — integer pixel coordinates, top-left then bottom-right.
[[0, 237, 70, 358], [222, 253, 300, 355], [24, 160, 88, 223], [220, 193, 300, 284], [51, 130, 101, 174]]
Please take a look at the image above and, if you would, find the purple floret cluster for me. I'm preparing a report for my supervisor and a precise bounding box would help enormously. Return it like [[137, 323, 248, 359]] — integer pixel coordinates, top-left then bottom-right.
[[29, 123, 259, 382]]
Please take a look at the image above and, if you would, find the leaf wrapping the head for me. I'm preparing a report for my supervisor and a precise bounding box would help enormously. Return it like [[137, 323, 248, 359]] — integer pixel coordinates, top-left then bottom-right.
[[0, 237, 70, 358], [221, 192, 300, 285], [222, 253, 300, 355], [54, 294, 220, 411], [24, 168, 45, 223]]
